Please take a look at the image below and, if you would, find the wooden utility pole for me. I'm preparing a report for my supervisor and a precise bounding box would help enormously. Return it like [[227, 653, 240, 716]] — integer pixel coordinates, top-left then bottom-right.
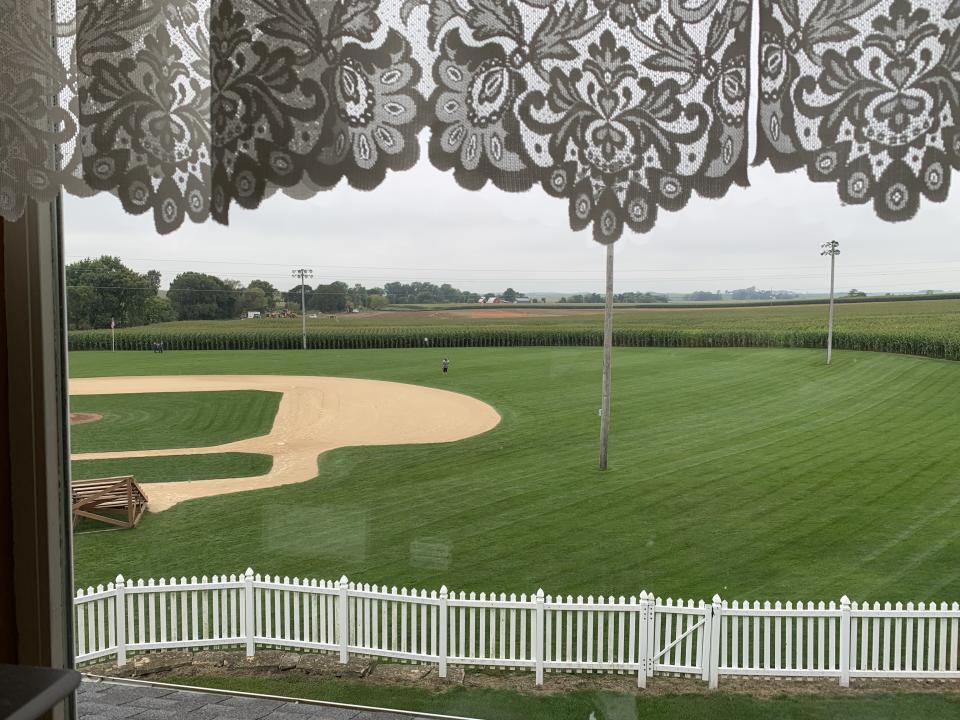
[[599, 242, 614, 470], [820, 241, 839, 365]]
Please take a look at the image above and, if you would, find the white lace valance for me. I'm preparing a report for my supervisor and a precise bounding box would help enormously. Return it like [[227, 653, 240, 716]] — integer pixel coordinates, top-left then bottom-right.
[[1, 0, 957, 238], [757, 0, 960, 221]]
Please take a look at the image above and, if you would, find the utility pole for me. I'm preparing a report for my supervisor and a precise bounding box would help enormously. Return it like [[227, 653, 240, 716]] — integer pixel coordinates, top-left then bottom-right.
[[291, 268, 313, 350], [599, 242, 614, 470], [820, 241, 839, 365]]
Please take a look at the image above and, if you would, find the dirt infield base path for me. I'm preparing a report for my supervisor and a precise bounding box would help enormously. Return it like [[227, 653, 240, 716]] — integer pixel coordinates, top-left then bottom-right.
[[70, 375, 501, 512]]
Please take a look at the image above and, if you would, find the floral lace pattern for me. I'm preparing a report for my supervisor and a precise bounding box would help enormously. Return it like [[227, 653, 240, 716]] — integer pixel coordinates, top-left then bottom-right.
[[0, 0, 78, 218], [78, 0, 212, 233], [3, 0, 750, 239], [756, 0, 960, 221]]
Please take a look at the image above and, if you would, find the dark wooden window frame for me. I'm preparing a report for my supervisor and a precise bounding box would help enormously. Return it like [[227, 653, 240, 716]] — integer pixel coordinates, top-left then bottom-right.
[[1, 195, 75, 720]]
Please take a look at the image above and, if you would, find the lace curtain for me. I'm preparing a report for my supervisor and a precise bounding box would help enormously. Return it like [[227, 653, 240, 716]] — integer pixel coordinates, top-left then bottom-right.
[[757, 0, 960, 221], [1, 0, 957, 239]]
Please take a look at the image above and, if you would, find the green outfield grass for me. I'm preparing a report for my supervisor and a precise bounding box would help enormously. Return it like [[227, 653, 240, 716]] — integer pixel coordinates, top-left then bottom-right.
[[72, 453, 273, 484], [69, 390, 281, 453], [68, 298, 960, 359], [168, 675, 960, 720], [69, 348, 960, 604]]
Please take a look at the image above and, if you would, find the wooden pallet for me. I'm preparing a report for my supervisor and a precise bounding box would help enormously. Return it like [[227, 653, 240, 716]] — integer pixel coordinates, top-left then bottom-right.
[[72, 476, 148, 529]]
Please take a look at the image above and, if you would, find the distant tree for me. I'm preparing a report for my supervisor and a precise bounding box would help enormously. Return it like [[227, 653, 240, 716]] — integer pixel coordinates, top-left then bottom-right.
[[240, 286, 268, 314], [502, 288, 518, 302], [146, 270, 162, 292], [380, 281, 479, 304], [347, 283, 368, 309], [285, 284, 314, 312], [367, 294, 388, 310], [313, 281, 348, 313], [847, 288, 867, 297], [168, 272, 238, 320], [686, 290, 722, 301], [65, 256, 160, 330], [248, 280, 278, 310], [614, 292, 668, 303], [144, 295, 176, 324]]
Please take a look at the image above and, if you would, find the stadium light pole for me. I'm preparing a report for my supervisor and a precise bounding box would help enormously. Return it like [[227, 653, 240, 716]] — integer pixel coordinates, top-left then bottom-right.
[[599, 242, 614, 471], [291, 268, 313, 350], [820, 241, 839, 365]]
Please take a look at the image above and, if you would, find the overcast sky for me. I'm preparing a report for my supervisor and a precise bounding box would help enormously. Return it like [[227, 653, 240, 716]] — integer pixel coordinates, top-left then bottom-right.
[[63, 143, 960, 296]]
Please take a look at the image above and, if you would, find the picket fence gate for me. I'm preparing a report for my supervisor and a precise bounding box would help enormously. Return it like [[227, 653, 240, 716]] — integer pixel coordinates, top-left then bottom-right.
[[73, 570, 960, 688]]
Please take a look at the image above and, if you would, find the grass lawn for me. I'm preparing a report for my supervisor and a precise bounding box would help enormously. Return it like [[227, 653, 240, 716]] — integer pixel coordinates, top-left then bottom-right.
[[69, 390, 280, 452], [70, 348, 960, 603], [72, 453, 272, 484], [166, 674, 960, 719]]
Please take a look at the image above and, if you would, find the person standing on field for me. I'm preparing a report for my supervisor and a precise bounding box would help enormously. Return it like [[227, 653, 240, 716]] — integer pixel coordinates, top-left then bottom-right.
[[442, 358, 449, 374]]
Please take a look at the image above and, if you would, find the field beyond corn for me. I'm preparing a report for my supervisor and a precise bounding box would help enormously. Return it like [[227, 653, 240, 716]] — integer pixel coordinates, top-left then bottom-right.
[[68, 298, 960, 360]]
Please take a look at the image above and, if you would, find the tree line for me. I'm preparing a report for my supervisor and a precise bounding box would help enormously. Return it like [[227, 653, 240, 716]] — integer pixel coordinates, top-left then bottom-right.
[[686, 287, 800, 301], [559, 292, 668, 303], [65, 257, 522, 330]]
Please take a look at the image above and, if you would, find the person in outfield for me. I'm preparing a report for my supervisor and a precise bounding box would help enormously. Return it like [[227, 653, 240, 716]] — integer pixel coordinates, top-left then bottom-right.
[[442, 358, 449, 374]]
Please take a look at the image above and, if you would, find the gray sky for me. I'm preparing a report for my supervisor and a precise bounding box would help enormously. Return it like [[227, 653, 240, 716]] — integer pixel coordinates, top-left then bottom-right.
[[63, 145, 960, 296]]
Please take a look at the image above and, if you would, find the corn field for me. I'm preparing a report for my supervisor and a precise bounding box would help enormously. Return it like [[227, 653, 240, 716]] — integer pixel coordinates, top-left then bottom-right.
[[66, 327, 960, 360], [67, 299, 960, 361]]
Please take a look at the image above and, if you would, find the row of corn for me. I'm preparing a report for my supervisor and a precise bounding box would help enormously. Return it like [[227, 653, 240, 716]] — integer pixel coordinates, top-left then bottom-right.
[[67, 327, 960, 360]]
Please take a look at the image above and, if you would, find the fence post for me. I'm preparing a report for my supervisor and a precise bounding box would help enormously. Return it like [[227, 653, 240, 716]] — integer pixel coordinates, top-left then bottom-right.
[[708, 594, 722, 689], [534, 589, 545, 686], [636, 591, 648, 688], [438, 585, 449, 679], [338, 576, 350, 664], [244, 568, 255, 657], [115, 575, 126, 667], [646, 592, 656, 682], [700, 598, 712, 682], [839, 595, 851, 687]]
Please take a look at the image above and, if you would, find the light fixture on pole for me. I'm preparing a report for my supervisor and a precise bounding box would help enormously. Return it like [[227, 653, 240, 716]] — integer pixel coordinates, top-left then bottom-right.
[[291, 268, 313, 350], [820, 241, 840, 366]]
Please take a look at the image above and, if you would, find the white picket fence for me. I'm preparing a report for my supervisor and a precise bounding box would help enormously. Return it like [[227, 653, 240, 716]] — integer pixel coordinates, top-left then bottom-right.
[[73, 570, 960, 688]]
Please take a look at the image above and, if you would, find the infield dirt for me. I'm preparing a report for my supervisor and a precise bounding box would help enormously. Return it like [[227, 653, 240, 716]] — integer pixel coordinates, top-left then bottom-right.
[[70, 375, 500, 511]]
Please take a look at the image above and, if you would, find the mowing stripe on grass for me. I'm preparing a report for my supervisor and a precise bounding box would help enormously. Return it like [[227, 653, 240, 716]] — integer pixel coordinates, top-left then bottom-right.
[[72, 453, 273, 484]]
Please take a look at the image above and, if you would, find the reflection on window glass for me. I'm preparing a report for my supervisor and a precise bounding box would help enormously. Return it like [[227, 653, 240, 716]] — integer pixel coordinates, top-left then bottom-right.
[[65, 77, 960, 720]]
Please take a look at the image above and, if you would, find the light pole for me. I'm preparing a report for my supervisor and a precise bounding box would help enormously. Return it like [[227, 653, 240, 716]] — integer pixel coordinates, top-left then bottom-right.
[[291, 268, 313, 350], [598, 242, 614, 470], [820, 241, 839, 365]]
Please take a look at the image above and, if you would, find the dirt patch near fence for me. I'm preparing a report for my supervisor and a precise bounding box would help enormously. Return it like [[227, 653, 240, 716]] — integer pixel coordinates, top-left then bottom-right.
[[70, 375, 500, 512], [82, 649, 960, 698], [70, 412, 103, 425]]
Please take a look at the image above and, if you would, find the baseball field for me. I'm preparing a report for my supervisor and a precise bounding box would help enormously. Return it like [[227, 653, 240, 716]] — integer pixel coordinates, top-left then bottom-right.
[[70, 345, 960, 604]]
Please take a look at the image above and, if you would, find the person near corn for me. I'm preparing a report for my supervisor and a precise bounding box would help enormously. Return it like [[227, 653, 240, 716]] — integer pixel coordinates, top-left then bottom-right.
[[441, 358, 449, 375]]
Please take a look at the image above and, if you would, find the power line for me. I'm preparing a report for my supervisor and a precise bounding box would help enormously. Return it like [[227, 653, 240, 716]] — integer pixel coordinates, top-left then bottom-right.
[[64, 254, 960, 276]]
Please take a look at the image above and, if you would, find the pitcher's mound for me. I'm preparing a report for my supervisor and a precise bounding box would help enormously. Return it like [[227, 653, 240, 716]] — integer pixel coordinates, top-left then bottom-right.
[[70, 412, 102, 425]]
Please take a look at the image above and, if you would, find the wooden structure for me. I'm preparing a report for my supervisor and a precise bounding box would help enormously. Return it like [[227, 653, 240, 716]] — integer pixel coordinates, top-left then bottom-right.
[[72, 476, 148, 528]]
